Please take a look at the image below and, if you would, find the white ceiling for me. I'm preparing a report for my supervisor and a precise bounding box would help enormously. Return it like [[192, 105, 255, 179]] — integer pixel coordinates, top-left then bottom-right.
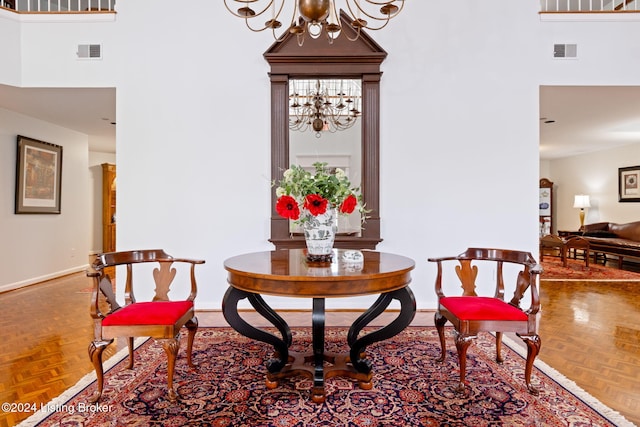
[[0, 84, 116, 153], [540, 85, 640, 159], [1, 84, 639, 158]]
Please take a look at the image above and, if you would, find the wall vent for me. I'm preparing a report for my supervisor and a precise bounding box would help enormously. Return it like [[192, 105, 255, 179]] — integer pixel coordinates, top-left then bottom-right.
[[77, 44, 102, 59], [553, 44, 577, 58]]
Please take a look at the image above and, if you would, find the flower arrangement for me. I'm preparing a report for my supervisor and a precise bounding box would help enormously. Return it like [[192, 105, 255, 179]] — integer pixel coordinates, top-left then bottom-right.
[[274, 162, 362, 222]]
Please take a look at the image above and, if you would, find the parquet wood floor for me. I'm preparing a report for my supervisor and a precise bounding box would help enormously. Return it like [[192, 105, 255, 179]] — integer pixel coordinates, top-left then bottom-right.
[[1, 273, 638, 426]]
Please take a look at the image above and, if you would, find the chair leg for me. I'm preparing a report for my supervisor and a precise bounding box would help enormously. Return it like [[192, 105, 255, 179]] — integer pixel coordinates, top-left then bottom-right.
[[495, 331, 504, 364], [454, 332, 475, 394], [158, 337, 180, 402], [88, 339, 113, 403], [185, 316, 198, 368], [434, 312, 448, 362], [518, 333, 541, 395], [126, 337, 134, 369]]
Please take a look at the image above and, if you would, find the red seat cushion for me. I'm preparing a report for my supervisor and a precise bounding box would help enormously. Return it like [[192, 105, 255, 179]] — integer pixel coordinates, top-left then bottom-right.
[[102, 301, 193, 326], [440, 296, 528, 321]]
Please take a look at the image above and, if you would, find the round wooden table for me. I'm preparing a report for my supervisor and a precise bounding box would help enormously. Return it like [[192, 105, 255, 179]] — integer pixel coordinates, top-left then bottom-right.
[[222, 249, 416, 403]]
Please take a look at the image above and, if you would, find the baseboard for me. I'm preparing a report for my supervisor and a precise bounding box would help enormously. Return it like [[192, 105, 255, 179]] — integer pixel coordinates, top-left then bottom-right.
[[0, 264, 88, 294]]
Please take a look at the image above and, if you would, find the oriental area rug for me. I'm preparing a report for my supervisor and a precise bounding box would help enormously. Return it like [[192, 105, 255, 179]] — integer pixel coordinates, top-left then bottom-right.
[[541, 256, 640, 281], [18, 328, 634, 427]]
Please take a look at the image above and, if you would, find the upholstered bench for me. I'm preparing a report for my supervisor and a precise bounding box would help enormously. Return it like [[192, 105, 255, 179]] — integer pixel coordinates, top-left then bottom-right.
[[539, 235, 589, 268]]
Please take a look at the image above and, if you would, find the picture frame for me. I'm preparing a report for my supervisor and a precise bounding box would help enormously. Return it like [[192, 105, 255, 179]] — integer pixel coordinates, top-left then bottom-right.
[[618, 165, 640, 203], [15, 135, 63, 214]]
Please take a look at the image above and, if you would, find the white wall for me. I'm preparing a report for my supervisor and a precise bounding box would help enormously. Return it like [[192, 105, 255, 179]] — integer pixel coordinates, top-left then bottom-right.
[[0, 10, 21, 85], [0, 108, 91, 292], [19, 13, 117, 87], [112, 0, 542, 309], [2, 2, 640, 310]]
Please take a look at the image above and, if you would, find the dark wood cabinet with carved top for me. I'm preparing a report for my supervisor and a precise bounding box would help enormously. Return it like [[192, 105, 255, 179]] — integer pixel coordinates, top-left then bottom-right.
[[539, 178, 553, 236], [101, 163, 116, 253]]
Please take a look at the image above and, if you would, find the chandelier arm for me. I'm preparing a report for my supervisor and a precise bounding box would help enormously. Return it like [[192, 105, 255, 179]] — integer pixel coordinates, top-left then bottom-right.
[[325, 28, 337, 44], [329, 0, 340, 23], [224, 0, 291, 33], [346, 0, 403, 24], [223, 0, 275, 19], [296, 31, 306, 47], [243, 19, 271, 32], [272, 25, 289, 42], [353, 0, 404, 15], [361, 17, 392, 31], [225, 0, 403, 40], [359, 0, 404, 7], [273, 29, 287, 41], [345, 25, 362, 42]]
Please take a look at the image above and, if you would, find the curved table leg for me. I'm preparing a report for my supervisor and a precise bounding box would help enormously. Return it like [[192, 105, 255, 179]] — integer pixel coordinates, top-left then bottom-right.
[[347, 294, 392, 347], [247, 293, 293, 348], [222, 286, 289, 373], [223, 285, 416, 403], [349, 287, 416, 375]]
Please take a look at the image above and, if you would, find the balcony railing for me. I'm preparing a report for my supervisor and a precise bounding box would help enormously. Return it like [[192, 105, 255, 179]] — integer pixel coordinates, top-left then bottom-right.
[[0, 0, 115, 12], [2, 0, 635, 15], [541, 0, 639, 12]]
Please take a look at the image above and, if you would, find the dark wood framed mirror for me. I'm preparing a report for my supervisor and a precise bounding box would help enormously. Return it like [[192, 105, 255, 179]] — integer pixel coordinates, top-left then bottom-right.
[[265, 12, 386, 250]]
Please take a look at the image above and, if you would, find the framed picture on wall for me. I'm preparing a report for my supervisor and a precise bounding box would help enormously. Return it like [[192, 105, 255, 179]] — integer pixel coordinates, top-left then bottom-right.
[[15, 135, 63, 214], [618, 165, 640, 203]]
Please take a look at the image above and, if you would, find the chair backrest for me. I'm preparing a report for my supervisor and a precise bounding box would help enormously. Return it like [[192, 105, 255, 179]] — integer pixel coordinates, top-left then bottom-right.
[[89, 249, 202, 308], [430, 248, 542, 314], [94, 249, 173, 268]]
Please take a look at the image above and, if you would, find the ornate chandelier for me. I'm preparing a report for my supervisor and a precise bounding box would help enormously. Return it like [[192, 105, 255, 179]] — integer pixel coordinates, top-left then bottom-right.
[[289, 79, 361, 137], [223, 0, 404, 44]]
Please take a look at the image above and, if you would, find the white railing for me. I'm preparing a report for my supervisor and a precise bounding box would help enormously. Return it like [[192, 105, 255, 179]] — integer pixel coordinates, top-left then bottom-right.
[[0, 0, 115, 12], [541, 0, 639, 12]]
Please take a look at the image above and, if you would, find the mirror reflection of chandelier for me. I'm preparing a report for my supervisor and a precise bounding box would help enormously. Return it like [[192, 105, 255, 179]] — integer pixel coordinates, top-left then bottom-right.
[[289, 79, 361, 138], [223, 0, 404, 44]]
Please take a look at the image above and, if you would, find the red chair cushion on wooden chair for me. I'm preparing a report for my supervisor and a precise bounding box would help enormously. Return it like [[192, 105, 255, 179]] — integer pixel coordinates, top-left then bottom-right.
[[440, 296, 528, 321], [102, 301, 193, 326]]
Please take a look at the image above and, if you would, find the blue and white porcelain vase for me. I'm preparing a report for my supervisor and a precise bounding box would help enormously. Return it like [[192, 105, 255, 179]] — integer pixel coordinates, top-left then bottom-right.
[[302, 208, 337, 261]]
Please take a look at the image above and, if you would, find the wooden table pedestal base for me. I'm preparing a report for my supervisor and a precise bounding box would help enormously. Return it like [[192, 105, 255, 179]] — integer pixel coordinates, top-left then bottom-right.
[[265, 351, 373, 403]]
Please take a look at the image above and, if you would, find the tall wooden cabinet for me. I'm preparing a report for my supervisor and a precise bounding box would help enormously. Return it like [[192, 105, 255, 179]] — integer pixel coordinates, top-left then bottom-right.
[[539, 178, 553, 236], [101, 163, 116, 253]]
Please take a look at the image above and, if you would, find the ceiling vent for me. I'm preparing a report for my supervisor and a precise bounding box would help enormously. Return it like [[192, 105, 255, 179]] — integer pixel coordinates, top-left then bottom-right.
[[77, 44, 102, 59], [553, 44, 577, 59]]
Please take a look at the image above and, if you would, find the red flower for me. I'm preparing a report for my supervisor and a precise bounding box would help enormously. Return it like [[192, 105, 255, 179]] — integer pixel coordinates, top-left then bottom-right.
[[304, 194, 328, 216], [276, 195, 300, 220], [340, 194, 358, 214]]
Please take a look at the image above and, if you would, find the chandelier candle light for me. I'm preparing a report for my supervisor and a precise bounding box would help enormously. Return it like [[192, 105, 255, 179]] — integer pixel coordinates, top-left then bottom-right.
[[274, 162, 364, 261], [573, 194, 591, 229], [223, 0, 405, 44]]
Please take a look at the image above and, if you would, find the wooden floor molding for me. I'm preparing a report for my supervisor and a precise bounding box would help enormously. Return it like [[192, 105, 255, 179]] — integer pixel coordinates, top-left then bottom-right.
[[1, 273, 639, 426]]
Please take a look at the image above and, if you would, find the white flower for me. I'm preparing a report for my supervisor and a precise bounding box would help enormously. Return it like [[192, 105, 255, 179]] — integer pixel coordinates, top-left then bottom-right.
[[276, 187, 286, 197], [283, 169, 294, 180], [335, 168, 346, 179]]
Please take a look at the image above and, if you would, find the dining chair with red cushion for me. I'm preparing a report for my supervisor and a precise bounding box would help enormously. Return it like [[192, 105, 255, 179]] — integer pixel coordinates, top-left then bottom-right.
[[428, 248, 543, 395], [87, 249, 205, 403]]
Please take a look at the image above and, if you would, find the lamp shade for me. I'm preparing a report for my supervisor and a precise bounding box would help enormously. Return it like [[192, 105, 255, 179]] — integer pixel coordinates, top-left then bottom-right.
[[573, 194, 591, 209]]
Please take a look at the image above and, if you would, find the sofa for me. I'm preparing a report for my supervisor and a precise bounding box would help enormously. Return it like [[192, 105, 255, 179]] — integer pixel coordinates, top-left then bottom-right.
[[580, 221, 640, 268]]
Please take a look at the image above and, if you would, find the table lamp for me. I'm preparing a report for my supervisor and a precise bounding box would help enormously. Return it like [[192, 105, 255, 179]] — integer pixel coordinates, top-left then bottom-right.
[[573, 194, 591, 229]]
